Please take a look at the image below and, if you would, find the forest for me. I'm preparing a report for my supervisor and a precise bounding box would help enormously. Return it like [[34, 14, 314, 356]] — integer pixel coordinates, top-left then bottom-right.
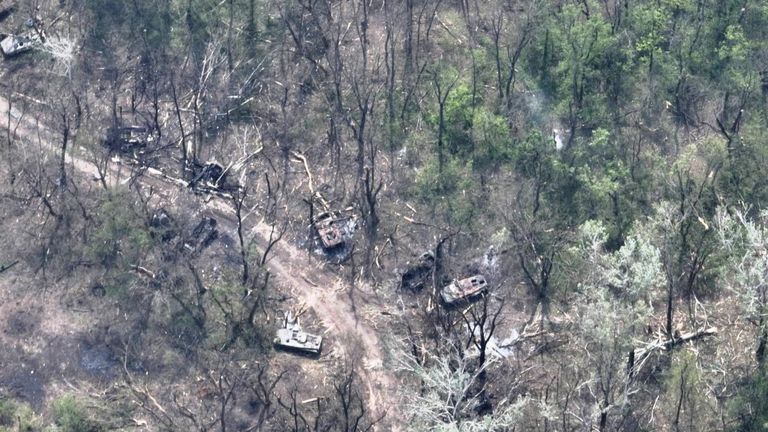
[[1, 0, 768, 430]]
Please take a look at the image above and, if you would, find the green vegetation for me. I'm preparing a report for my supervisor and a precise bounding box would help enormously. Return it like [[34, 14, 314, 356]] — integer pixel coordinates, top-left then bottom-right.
[[51, 396, 102, 432], [0, 398, 40, 432]]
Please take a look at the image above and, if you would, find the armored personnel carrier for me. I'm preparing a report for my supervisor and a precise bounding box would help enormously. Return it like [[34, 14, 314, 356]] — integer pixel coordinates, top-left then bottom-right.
[[0, 32, 36, 56], [440, 275, 488, 305], [312, 211, 346, 250], [273, 312, 322, 355]]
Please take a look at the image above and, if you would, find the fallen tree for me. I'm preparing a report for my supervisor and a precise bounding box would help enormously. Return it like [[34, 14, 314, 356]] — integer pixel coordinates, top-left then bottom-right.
[[630, 327, 718, 376]]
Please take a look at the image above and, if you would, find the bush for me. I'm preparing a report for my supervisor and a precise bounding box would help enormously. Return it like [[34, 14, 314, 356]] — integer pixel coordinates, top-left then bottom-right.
[[0, 399, 14, 426], [52, 396, 101, 432], [87, 190, 153, 267], [0, 398, 40, 432]]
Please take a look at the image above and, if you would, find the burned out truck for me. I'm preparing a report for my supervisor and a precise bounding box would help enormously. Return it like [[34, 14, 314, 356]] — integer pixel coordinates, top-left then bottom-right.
[[273, 312, 322, 355], [440, 275, 488, 305]]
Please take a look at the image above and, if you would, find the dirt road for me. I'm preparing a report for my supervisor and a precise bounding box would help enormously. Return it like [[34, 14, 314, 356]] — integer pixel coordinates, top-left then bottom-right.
[[0, 96, 401, 429]]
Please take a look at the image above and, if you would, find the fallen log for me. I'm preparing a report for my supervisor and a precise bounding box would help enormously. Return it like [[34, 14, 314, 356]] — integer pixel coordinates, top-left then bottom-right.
[[630, 327, 717, 375]]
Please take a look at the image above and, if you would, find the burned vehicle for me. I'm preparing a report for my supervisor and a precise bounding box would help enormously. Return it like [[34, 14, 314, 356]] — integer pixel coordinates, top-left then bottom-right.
[[440, 275, 488, 305], [105, 125, 152, 156], [0, 32, 37, 56], [399, 251, 435, 291], [187, 161, 240, 194], [312, 211, 347, 250], [273, 312, 322, 355]]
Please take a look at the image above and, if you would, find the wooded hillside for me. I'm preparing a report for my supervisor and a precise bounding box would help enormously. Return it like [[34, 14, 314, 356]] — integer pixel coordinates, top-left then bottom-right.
[[1, 0, 768, 430]]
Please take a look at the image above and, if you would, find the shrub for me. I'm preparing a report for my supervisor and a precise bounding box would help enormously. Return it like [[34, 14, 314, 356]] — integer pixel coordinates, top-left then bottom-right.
[[52, 396, 101, 432]]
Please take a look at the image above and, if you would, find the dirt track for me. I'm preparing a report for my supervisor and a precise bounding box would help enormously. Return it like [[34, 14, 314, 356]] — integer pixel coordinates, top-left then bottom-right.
[[0, 96, 401, 429]]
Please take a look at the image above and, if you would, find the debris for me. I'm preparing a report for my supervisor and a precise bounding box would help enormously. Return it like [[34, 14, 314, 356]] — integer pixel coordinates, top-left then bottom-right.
[[149, 208, 177, 242], [182, 217, 218, 254], [0, 260, 19, 273], [130, 265, 157, 279], [633, 327, 717, 361]]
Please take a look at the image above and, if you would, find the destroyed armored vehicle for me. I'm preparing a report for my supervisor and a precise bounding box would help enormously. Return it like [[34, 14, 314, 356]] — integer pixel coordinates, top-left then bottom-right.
[[188, 161, 239, 193], [0, 32, 37, 56], [312, 211, 347, 250], [440, 275, 488, 305], [400, 251, 435, 291], [273, 312, 322, 355], [117, 126, 151, 149], [104, 122, 153, 157]]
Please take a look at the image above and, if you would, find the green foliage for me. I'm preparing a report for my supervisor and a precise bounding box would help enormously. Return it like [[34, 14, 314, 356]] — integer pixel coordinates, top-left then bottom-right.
[[572, 219, 662, 305], [413, 157, 479, 226], [442, 82, 475, 156], [728, 369, 768, 431], [87, 190, 153, 268], [0, 398, 39, 432], [205, 274, 271, 351], [719, 122, 768, 207], [715, 207, 768, 319], [85, 0, 172, 52], [532, 2, 619, 126], [662, 351, 716, 430], [471, 108, 512, 169], [0, 399, 12, 428], [414, 156, 469, 199], [51, 396, 102, 432]]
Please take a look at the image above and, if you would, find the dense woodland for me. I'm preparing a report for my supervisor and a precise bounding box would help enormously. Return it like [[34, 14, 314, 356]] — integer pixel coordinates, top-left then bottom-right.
[[1, 0, 768, 430]]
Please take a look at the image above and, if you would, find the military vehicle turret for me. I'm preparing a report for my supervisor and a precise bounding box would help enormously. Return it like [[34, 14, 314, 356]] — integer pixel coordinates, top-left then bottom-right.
[[440, 275, 488, 305], [273, 312, 322, 355]]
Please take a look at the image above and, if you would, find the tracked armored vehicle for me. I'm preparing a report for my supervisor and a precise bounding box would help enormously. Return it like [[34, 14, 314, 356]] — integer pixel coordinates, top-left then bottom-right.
[[105, 125, 152, 157], [0, 32, 36, 56], [312, 211, 346, 250], [440, 275, 488, 305], [273, 312, 322, 355]]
